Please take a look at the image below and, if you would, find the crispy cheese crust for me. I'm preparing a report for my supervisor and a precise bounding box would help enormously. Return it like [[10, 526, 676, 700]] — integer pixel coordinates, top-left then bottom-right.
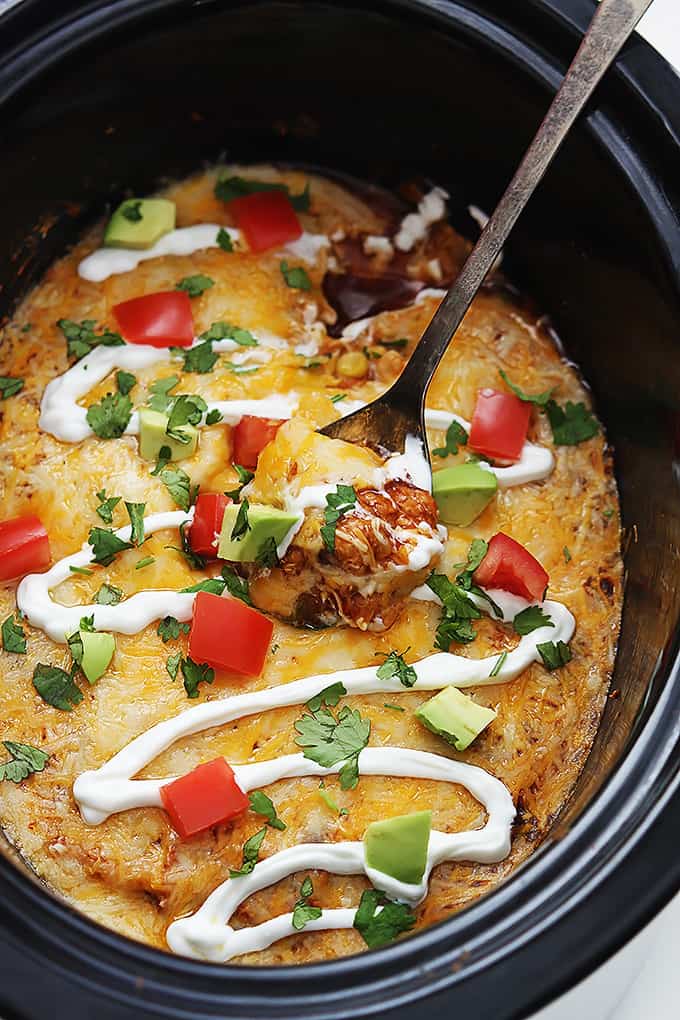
[[0, 168, 621, 964]]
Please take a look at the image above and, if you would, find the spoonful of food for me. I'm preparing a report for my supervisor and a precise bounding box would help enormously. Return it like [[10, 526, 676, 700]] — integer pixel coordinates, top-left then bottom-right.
[[321, 0, 653, 455]]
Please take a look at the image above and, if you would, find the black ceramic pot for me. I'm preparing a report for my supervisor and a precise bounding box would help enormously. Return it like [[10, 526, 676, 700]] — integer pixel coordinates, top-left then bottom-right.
[[0, 2, 679, 1018]]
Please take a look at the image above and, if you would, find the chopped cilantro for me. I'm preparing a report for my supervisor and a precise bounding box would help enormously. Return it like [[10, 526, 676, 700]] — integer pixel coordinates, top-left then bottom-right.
[[166, 519, 205, 570], [174, 340, 219, 374], [499, 369, 554, 406], [2, 615, 26, 654], [157, 616, 190, 642], [292, 876, 322, 931], [33, 663, 82, 711], [537, 640, 572, 670], [176, 274, 214, 298], [147, 375, 180, 413], [214, 175, 310, 211], [280, 260, 311, 291], [95, 489, 121, 524], [0, 741, 49, 784], [513, 606, 554, 636], [306, 682, 346, 713], [178, 578, 226, 596], [376, 649, 417, 688], [166, 393, 207, 444], [455, 538, 488, 590], [206, 408, 223, 425], [255, 536, 279, 568], [249, 790, 286, 831], [353, 889, 415, 948], [221, 566, 252, 606], [317, 781, 341, 814], [545, 399, 599, 446], [88, 527, 133, 566], [426, 572, 482, 649], [125, 501, 146, 546], [199, 322, 258, 347], [330, 393, 346, 404], [69, 565, 93, 577], [57, 319, 124, 362], [94, 583, 123, 606], [320, 484, 356, 552], [229, 826, 267, 878], [294, 700, 370, 790], [86, 391, 132, 439], [166, 651, 181, 680], [383, 703, 405, 712], [489, 650, 507, 677], [135, 556, 155, 570], [121, 200, 143, 222], [432, 419, 468, 458], [230, 498, 250, 541], [181, 656, 214, 698], [116, 370, 136, 395], [158, 465, 193, 511], [563, 545, 572, 563], [224, 361, 258, 376], [380, 337, 409, 349], [0, 376, 24, 400], [216, 227, 233, 252], [224, 463, 254, 502]]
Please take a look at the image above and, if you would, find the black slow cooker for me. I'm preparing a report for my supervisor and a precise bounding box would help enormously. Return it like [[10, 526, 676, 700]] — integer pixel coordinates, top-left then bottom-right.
[[0, 1, 679, 1018]]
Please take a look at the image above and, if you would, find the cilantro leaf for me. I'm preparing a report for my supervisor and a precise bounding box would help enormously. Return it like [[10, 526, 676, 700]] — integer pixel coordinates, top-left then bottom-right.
[[432, 419, 468, 458], [206, 409, 223, 425], [178, 578, 227, 596], [499, 369, 554, 406], [121, 200, 143, 222], [176, 274, 214, 298], [320, 484, 356, 552], [255, 536, 279, 568], [0, 741, 49, 783], [513, 606, 554, 636], [69, 565, 93, 576], [2, 615, 26, 654], [95, 488, 121, 524], [545, 400, 599, 446], [33, 663, 83, 711], [353, 889, 416, 948], [166, 519, 205, 570], [221, 566, 252, 606], [116, 370, 136, 395], [426, 572, 482, 650], [229, 826, 267, 878], [230, 498, 250, 540], [174, 339, 219, 374], [157, 616, 190, 642], [306, 682, 347, 713], [166, 393, 207, 443], [181, 656, 214, 698], [66, 629, 83, 667], [224, 463, 254, 502], [148, 375, 180, 413], [489, 650, 507, 677], [292, 876, 322, 931], [159, 465, 193, 510], [376, 649, 417, 688], [57, 319, 124, 362], [86, 391, 132, 439], [455, 538, 488, 589], [0, 376, 24, 400], [380, 337, 409, 350], [125, 501, 146, 546], [135, 556, 155, 570], [537, 640, 572, 670], [215, 175, 310, 211], [249, 790, 286, 831], [199, 322, 258, 347], [166, 651, 181, 680], [94, 583, 123, 605], [216, 227, 233, 252], [280, 260, 311, 291], [295, 702, 370, 790], [88, 527, 133, 566]]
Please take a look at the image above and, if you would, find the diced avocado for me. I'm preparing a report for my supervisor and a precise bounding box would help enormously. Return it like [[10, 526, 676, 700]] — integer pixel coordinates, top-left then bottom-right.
[[104, 198, 176, 250], [217, 503, 300, 562], [364, 810, 431, 885], [138, 407, 198, 462], [80, 630, 115, 684], [416, 686, 496, 751], [432, 463, 497, 526]]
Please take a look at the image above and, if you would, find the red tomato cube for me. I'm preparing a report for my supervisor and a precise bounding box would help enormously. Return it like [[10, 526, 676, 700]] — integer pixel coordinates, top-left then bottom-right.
[[0, 514, 51, 582], [230, 190, 302, 253], [469, 388, 531, 463], [232, 416, 284, 469], [113, 291, 194, 348], [189, 590, 273, 676], [160, 758, 248, 839], [474, 532, 549, 602], [189, 493, 231, 559]]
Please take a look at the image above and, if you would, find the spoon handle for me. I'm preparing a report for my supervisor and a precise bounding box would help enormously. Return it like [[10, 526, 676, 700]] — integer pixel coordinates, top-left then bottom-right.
[[389, 0, 654, 410]]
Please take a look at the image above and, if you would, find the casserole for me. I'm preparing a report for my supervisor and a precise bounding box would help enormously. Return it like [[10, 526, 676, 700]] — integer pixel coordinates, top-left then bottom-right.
[[0, 1, 678, 1017]]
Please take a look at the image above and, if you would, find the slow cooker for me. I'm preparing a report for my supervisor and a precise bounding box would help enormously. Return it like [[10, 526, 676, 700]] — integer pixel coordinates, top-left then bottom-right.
[[0, 1, 679, 1018]]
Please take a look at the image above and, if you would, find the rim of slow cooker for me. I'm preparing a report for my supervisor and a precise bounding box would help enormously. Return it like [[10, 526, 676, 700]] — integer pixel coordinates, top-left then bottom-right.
[[0, 2, 679, 1018]]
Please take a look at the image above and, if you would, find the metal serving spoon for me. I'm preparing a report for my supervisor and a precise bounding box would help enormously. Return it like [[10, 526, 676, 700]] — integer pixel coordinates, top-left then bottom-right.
[[322, 0, 653, 456]]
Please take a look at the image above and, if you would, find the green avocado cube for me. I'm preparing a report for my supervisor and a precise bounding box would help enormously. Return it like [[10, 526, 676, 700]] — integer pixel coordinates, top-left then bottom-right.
[[432, 462, 497, 526], [217, 503, 300, 563], [138, 407, 198, 462], [80, 630, 115, 684], [416, 686, 496, 751], [364, 810, 432, 885], [104, 198, 176, 250]]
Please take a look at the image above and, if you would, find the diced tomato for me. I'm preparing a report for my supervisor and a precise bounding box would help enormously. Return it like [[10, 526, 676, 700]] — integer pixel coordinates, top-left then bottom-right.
[[0, 514, 51, 582], [232, 416, 284, 469], [474, 532, 549, 602], [469, 388, 531, 463], [113, 291, 194, 348], [160, 758, 249, 839], [189, 590, 273, 676], [229, 190, 302, 253], [189, 493, 230, 559]]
